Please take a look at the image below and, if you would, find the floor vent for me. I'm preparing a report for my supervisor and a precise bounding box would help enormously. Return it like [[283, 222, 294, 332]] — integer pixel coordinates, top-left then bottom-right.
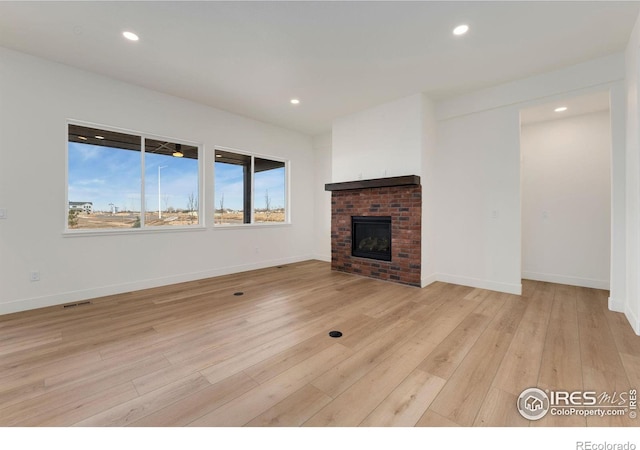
[[63, 301, 91, 309]]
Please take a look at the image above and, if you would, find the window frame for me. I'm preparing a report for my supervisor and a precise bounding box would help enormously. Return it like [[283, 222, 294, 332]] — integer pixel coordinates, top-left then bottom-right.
[[213, 146, 290, 227], [64, 120, 204, 235]]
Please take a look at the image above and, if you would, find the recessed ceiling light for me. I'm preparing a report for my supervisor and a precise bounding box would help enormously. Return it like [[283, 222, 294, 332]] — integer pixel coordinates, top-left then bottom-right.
[[216, 154, 222, 158], [290, 99, 300, 105], [554, 106, 568, 112], [123, 31, 139, 41], [78, 136, 87, 141], [453, 24, 469, 36], [95, 135, 105, 140]]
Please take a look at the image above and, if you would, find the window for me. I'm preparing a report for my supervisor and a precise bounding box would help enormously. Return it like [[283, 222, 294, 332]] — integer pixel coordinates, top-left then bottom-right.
[[214, 150, 287, 225], [143, 138, 199, 227], [67, 123, 200, 231]]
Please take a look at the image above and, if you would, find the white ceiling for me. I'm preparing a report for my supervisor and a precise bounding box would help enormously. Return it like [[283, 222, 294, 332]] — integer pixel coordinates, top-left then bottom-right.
[[520, 90, 611, 125], [0, 1, 638, 136]]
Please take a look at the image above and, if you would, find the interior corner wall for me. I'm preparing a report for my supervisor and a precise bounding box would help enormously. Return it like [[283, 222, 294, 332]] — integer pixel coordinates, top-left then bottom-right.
[[420, 94, 437, 286], [521, 111, 612, 289], [0, 47, 315, 315], [312, 133, 332, 262], [624, 13, 640, 335]]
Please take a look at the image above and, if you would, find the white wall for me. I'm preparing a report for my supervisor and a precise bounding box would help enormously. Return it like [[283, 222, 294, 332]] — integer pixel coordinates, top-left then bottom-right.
[[609, 82, 628, 319], [521, 111, 611, 289], [434, 54, 627, 298], [0, 47, 315, 314], [313, 133, 332, 262], [331, 94, 423, 182], [434, 106, 523, 294], [624, 13, 640, 334], [420, 94, 438, 286]]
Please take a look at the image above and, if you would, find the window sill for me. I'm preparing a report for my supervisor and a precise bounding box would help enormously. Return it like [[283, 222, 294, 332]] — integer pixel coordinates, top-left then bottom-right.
[[62, 226, 207, 238]]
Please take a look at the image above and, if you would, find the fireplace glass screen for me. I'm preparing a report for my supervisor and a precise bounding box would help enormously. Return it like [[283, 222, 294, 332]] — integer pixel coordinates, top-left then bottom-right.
[[351, 216, 392, 261]]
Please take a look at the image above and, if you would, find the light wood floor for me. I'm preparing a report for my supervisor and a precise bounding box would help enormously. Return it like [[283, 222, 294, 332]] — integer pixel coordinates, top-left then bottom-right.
[[1, 260, 639, 427]]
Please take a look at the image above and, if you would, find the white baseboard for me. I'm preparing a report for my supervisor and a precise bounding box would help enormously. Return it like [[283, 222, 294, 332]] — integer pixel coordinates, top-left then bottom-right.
[[522, 271, 610, 290], [608, 297, 639, 336], [312, 253, 331, 263], [625, 303, 640, 336], [0, 255, 315, 316], [608, 296, 625, 313], [435, 273, 522, 295], [421, 273, 438, 288]]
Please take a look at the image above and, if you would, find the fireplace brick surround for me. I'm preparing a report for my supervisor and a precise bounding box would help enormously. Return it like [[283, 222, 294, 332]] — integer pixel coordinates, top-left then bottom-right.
[[327, 177, 422, 286]]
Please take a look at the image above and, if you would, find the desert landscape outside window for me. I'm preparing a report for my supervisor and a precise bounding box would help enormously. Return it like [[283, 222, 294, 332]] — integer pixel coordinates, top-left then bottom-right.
[[214, 150, 287, 225], [67, 123, 200, 231], [144, 138, 199, 227]]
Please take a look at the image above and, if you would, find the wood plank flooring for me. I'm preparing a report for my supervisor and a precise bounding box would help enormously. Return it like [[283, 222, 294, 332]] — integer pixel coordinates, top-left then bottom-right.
[[0, 260, 638, 427]]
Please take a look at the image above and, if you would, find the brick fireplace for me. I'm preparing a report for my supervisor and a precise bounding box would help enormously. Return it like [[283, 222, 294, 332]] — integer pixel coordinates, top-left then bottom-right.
[[325, 176, 421, 286]]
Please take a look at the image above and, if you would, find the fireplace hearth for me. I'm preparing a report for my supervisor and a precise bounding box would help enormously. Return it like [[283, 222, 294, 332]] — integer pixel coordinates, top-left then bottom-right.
[[352, 216, 392, 261]]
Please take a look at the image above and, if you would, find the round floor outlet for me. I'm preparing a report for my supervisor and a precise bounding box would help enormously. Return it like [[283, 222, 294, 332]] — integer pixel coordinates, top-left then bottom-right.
[[328, 330, 343, 338]]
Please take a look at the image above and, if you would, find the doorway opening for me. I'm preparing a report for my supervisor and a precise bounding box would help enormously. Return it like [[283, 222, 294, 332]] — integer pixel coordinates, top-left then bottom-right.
[[519, 90, 612, 290]]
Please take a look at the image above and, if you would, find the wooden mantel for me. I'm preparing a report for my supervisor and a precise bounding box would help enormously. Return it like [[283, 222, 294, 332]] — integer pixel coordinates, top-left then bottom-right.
[[324, 175, 420, 191]]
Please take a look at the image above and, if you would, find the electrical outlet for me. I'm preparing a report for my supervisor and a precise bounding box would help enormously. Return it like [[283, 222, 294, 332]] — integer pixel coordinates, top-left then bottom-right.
[[492, 210, 499, 219], [0, 208, 6, 219], [30, 271, 40, 282]]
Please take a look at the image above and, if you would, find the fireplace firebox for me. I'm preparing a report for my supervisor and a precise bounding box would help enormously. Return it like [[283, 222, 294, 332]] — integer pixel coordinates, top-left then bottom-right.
[[351, 216, 392, 261]]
